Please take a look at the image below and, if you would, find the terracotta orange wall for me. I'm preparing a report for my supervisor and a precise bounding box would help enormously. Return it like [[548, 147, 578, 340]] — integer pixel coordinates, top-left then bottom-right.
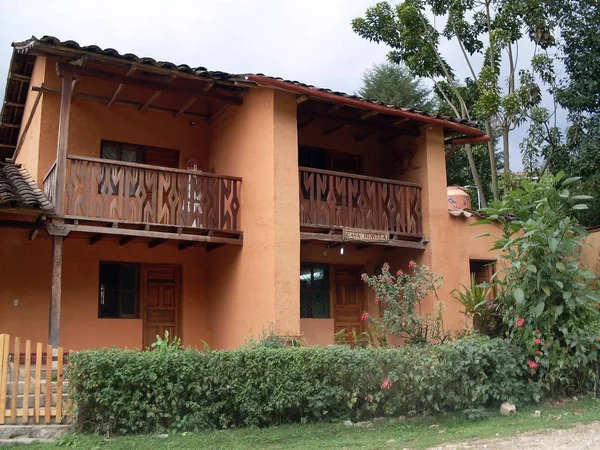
[[206, 88, 300, 349], [14, 56, 46, 180], [582, 230, 600, 276], [0, 228, 211, 350], [18, 56, 209, 185]]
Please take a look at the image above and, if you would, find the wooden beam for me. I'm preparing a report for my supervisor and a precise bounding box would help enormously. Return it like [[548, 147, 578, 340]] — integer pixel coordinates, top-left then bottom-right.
[[29, 215, 47, 240], [119, 236, 134, 246], [60, 223, 243, 245], [5, 102, 24, 108], [174, 97, 197, 117], [54, 65, 76, 216], [360, 110, 379, 120], [323, 123, 349, 136], [139, 91, 162, 113], [298, 117, 314, 129], [355, 129, 380, 142], [49, 234, 63, 347], [206, 244, 225, 252], [178, 241, 197, 250], [0, 144, 16, 149], [297, 95, 309, 104], [56, 63, 243, 105], [88, 234, 103, 245], [328, 103, 345, 113], [299, 232, 426, 249], [0, 123, 19, 128], [10, 85, 43, 162], [207, 104, 231, 124], [9, 73, 31, 82], [32, 86, 210, 120], [106, 65, 136, 109], [393, 118, 410, 126], [378, 128, 421, 142], [148, 238, 166, 249]]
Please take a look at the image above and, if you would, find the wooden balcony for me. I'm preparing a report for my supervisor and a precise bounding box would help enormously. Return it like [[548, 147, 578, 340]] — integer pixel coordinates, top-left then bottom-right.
[[299, 167, 424, 249], [42, 156, 242, 248]]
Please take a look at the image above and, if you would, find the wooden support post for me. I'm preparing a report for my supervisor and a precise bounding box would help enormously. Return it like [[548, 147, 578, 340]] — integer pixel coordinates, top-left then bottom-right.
[[49, 235, 63, 348], [47, 64, 75, 348]]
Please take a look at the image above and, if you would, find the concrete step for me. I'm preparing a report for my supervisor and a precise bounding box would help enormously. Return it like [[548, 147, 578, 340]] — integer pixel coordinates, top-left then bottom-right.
[[0, 424, 71, 440], [5, 393, 68, 409]]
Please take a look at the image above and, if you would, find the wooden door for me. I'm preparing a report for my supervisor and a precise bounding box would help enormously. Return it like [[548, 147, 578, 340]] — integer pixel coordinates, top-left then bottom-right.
[[332, 266, 365, 334], [141, 265, 181, 349]]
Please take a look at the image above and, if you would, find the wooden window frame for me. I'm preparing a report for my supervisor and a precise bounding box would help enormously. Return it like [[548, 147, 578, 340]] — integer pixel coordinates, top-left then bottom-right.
[[98, 262, 141, 319], [100, 140, 181, 167]]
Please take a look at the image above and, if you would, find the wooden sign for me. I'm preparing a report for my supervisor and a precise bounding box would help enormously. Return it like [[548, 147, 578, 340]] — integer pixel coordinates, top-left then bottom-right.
[[342, 228, 389, 243]]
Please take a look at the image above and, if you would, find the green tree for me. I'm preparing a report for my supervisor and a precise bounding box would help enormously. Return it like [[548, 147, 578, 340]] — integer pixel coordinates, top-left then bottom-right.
[[357, 62, 435, 110], [352, 0, 558, 203]]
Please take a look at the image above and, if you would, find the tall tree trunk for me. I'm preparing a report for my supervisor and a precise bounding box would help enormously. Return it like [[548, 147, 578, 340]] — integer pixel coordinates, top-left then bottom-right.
[[502, 125, 510, 195], [485, 121, 499, 201], [465, 143, 487, 208]]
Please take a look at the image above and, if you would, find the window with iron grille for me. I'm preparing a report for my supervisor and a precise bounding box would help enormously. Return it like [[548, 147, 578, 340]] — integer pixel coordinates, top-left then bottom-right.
[[300, 263, 330, 318], [99, 262, 140, 318]]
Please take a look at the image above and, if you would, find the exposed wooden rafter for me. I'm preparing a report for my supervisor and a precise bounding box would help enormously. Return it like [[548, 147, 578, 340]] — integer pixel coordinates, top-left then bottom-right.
[[328, 103, 345, 113], [355, 129, 380, 142], [178, 241, 197, 251], [106, 65, 136, 109], [56, 63, 243, 105], [148, 239, 166, 249], [89, 234, 103, 245], [32, 86, 211, 119], [174, 97, 197, 118], [393, 118, 410, 126], [119, 236, 134, 246], [139, 91, 162, 113], [296, 95, 309, 104], [207, 104, 231, 124], [322, 123, 349, 136], [360, 110, 379, 120], [298, 117, 315, 129]]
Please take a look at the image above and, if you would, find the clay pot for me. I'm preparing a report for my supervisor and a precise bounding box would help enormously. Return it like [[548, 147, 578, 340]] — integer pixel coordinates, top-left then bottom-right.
[[447, 186, 472, 210]]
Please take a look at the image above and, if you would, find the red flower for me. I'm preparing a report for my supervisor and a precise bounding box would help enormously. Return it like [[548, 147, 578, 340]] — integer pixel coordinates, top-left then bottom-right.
[[528, 360, 539, 370], [408, 261, 416, 268], [361, 312, 369, 321], [382, 262, 390, 271], [364, 395, 374, 403], [516, 317, 525, 327], [374, 297, 380, 305], [535, 338, 542, 345], [534, 329, 540, 334], [396, 269, 404, 276], [361, 274, 368, 282], [382, 379, 392, 390]]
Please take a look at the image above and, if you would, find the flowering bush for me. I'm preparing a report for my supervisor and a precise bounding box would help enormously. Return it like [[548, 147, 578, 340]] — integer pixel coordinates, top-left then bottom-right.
[[361, 261, 449, 345], [476, 172, 600, 394]]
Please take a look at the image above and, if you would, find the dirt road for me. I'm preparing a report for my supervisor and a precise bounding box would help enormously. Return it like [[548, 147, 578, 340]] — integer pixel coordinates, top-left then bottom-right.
[[429, 421, 600, 449]]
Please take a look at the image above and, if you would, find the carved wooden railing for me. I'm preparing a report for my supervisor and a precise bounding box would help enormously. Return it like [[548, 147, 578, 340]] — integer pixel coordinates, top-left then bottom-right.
[[42, 161, 57, 207], [55, 156, 241, 231], [299, 167, 422, 237]]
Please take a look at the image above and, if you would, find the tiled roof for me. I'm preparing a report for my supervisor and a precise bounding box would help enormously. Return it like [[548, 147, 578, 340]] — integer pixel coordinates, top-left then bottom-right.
[[0, 164, 53, 211], [252, 74, 479, 128], [1, 35, 484, 161]]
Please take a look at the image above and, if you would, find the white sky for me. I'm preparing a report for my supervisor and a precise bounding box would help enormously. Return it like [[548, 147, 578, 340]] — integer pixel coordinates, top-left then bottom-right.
[[0, 0, 565, 171]]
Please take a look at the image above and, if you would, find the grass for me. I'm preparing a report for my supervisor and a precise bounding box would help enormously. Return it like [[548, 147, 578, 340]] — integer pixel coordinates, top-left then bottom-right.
[[14, 396, 600, 449]]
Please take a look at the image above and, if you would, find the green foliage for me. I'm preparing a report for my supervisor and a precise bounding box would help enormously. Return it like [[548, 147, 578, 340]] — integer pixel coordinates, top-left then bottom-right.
[[67, 337, 538, 435], [245, 323, 305, 349], [452, 274, 500, 335], [475, 172, 600, 394], [357, 62, 435, 110], [150, 330, 182, 354]]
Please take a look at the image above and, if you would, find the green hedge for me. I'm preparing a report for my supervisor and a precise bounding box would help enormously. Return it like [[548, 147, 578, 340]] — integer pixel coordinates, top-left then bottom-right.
[[67, 337, 539, 434]]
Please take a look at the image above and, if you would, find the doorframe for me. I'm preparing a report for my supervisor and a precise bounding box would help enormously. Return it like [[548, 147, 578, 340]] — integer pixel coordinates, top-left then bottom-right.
[[330, 263, 367, 333], [140, 263, 182, 348]]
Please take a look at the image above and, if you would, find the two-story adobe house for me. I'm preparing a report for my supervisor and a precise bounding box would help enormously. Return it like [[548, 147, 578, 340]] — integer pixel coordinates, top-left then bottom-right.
[[0, 36, 499, 350]]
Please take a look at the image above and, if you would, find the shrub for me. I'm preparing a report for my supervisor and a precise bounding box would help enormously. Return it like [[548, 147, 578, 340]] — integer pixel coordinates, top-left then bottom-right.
[[67, 336, 537, 435], [476, 172, 600, 394]]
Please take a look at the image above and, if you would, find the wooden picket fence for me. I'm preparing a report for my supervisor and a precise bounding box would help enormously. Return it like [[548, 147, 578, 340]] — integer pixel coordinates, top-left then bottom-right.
[[0, 334, 72, 424]]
